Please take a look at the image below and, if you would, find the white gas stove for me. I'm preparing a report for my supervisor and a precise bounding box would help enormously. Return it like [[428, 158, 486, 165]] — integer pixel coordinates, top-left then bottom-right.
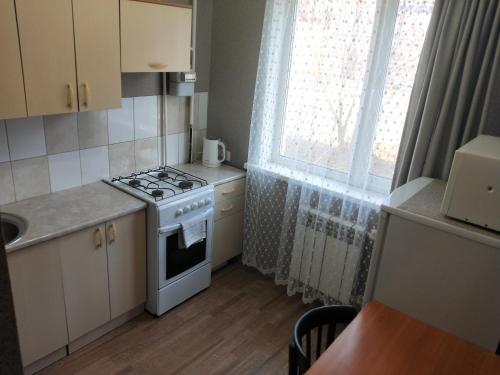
[[105, 166, 214, 316]]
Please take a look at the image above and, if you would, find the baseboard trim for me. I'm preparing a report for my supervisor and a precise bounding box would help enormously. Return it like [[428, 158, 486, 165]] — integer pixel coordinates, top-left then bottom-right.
[[23, 347, 67, 375], [68, 305, 144, 354]]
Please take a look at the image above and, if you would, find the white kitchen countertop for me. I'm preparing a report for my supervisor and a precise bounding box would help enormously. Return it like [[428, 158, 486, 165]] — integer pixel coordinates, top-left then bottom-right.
[[1, 182, 146, 253], [175, 162, 246, 186], [382, 177, 500, 248]]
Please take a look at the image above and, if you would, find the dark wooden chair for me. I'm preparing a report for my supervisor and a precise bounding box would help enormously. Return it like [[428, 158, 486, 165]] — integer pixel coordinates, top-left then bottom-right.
[[496, 341, 500, 355], [289, 305, 357, 375]]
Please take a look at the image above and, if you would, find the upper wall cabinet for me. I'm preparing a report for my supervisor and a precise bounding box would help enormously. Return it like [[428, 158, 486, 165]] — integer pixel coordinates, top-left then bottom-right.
[[15, 0, 122, 117], [0, 0, 27, 119], [120, 0, 192, 73], [73, 0, 122, 111], [16, 0, 78, 116]]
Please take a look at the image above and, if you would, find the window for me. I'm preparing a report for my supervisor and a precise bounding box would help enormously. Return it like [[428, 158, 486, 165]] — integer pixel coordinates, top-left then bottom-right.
[[274, 0, 434, 193]]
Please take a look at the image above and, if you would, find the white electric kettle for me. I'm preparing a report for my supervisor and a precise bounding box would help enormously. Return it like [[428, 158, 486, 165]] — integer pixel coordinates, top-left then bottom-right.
[[202, 137, 226, 167]]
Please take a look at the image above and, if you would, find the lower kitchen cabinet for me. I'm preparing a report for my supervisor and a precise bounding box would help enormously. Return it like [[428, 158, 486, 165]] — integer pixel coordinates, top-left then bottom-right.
[[59, 224, 111, 341], [213, 210, 244, 268], [7, 209, 146, 369], [107, 211, 147, 319], [212, 178, 246, 269], [7, 240, 68, 366]]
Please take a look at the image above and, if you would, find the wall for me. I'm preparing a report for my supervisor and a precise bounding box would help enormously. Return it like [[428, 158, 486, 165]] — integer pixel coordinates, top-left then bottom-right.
[[0, 96, 191, 205], [195, 0, 213, 93], [207, 0, 266, 168]]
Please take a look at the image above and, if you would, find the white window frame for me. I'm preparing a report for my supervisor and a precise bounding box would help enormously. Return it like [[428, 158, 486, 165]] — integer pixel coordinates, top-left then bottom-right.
[[269, 0, 408, 195]]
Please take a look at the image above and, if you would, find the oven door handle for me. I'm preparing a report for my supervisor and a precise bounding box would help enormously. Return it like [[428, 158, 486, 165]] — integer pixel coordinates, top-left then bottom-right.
[[159, 223, 181, 235], [158, 208, 213, 235]]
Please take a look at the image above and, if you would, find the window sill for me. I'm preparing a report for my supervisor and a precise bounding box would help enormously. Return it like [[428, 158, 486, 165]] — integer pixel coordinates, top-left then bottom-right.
[[247, 161, 388, 207]]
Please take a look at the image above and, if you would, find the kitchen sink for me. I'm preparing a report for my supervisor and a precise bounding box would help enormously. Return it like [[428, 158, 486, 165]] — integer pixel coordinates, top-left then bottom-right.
[[1, 213, 27, 246]]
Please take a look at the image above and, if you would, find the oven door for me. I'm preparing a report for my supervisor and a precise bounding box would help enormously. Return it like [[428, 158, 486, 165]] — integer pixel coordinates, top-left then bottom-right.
[[157, 209, 213, 289]]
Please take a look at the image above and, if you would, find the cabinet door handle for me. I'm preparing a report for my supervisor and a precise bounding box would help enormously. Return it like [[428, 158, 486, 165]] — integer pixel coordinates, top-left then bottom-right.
[[149, 63, 168, 69], [221, 204, 234, 213], [221, 188, 235, 196], [94, 228, 104, 248], [82, 82, 90, 107], [108, 223, 117, 244], [66, 83, 74, 108]]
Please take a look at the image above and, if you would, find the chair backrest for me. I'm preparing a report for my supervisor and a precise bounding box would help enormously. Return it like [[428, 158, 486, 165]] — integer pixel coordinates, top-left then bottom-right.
[[289, 305, 357, 375]]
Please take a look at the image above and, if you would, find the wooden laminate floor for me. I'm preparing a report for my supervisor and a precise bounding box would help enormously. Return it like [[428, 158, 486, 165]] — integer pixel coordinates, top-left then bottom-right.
[[40, 263, 316, 375]]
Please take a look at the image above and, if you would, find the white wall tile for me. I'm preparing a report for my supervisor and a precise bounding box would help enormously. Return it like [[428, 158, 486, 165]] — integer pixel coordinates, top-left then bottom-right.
[[6, 117, 46, 161], [134, 96, 158, 140], [11, 156, 50, 201], [157, 136, 165, 165], [178, 132, 190, 164], [43, 113, 79, 154], [78, 110, 108, 149], [0, 121, 10, 162], [167, 96, 189, 135], [194, 92, 208, 130], [48, 151, 82, 192], [80, 146, 109, 184], [135, 138, 158, 170], [166, 134, 179, 166], [192, 128, 206, 161], [0, 162, 15, 205], [109, 141, 135, 176], [108, 98, 134, 144]]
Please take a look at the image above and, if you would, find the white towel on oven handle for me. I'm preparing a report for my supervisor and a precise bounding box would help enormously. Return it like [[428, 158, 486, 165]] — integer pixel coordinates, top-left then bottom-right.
[[179, 216, 206, 248]]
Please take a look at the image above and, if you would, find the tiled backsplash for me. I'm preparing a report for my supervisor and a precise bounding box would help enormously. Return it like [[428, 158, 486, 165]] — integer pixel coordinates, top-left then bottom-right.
[[0, 94, 207, 205]]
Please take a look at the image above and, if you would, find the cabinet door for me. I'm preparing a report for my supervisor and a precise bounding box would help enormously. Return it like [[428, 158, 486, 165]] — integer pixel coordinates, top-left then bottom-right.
[[0, 0, 27, 119], [8, 243, 68, 366], [107, 211, 147, 319], [213, 210, 244, 269], [15, 0, 78, 116], [59, 225, 110, 341], [121, 0, 192, 72], [73, 0, 122, 111]]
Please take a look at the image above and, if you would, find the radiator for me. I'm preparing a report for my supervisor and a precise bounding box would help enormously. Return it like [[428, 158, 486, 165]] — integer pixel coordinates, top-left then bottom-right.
[[288, 206, 376, 304]]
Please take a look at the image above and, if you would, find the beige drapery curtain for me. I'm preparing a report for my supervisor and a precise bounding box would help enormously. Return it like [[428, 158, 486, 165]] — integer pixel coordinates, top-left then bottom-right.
[[392, 0, 500, 189]]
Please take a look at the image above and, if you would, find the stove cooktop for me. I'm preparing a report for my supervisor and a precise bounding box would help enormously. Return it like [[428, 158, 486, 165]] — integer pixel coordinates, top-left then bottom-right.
[[107, 166, 211, 204]]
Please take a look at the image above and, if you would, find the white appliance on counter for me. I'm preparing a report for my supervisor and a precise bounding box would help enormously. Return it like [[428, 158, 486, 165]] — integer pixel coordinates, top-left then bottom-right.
[[105, 166, 214, 316], [441, 135, 500, 232], [202, 137, 226, 167], [364, 177, 500, 352]]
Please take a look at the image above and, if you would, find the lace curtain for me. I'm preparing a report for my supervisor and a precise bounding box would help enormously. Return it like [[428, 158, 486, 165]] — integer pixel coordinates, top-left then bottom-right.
[[243, 0, 434, 306]]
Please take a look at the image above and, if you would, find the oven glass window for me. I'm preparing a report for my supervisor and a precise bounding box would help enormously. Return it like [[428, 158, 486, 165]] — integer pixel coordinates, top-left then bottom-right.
[[166, 232, 207, 280]]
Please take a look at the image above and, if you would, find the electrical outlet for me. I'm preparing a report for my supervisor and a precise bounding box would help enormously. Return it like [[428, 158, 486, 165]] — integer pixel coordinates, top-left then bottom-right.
[[226, 150, 231, 162]]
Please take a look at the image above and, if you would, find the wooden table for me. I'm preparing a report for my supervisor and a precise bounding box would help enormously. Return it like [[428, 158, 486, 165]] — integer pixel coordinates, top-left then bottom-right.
[[307, 301, 500, 374]]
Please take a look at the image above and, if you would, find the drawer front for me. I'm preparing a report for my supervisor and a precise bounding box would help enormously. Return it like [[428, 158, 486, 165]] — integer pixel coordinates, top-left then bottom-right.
[[213, 210, 244, 268], [215, 178, 246, 203], [215, 195, 245, 221]]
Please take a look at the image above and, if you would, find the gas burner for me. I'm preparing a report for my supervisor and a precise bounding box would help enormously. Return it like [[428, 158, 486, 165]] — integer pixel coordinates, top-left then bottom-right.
[[128, 179, 141, 187], [110, 166, 208, 202], [178, 181, 194, 189], [151, 189, 164, 197]]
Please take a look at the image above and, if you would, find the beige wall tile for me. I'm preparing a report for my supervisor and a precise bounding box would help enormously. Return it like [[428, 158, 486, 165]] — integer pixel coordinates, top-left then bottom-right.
[[77, 111, 109, 149], [109, 141, 135, 177], [167, 96, 190, 135], [11, 156, 50, 201], [44, 114, 79, 155], [0, 162, 15, 205], [135, 137, 158, 171]]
